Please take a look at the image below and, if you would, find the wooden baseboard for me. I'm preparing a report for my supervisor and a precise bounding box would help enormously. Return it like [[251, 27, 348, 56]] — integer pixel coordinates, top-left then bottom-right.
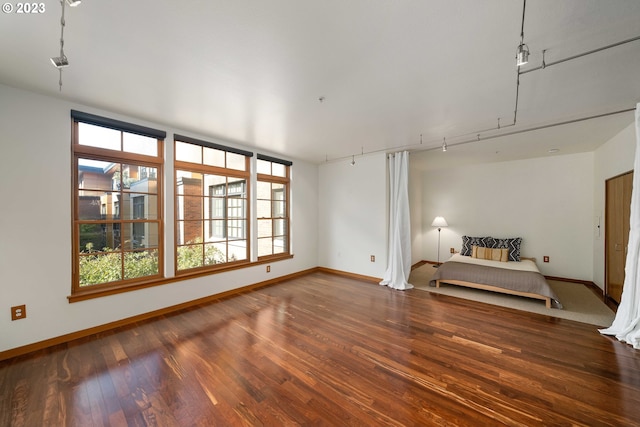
[[316, 267, 382, 283], [544, 275, 593, 286], [0, 267, 318, 362], [411, 260, 429, 270]]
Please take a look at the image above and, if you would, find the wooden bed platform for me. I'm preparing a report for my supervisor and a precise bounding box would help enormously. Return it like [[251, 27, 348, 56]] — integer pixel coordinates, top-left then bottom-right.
[[435, 279, 552, 308]]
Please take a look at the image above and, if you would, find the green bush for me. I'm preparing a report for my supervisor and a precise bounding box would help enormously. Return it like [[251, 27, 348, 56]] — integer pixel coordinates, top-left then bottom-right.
[[79, 238, 225, 286], [177, 240, 225, 271], [79, 249, 159, 287], [125, 251, 159, 279], [79, 252, 122, 286]]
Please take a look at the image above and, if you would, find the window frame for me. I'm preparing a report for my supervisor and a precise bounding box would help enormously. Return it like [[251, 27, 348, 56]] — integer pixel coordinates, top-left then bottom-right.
[[71, 111, 165, 298], [256, 154, 292, 261], [68, 113, 295, 303], [174, 134, 253, 275]]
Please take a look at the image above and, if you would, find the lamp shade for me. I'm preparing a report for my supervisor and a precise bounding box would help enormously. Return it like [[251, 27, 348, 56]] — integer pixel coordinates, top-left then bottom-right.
[[431, 216, 448, 227]]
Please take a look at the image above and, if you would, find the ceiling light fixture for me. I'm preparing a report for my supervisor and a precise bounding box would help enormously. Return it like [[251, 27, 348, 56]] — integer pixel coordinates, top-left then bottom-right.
[[50, 0, 68, 91], [50, 0, 80, 90], [516, 0, 529, 67], [350, 155, 356, 166], [442, 138, 447, 152]]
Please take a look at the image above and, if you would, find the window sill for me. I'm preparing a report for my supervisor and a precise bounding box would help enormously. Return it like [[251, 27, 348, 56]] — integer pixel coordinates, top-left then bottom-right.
[[68, 253, 294, 303]]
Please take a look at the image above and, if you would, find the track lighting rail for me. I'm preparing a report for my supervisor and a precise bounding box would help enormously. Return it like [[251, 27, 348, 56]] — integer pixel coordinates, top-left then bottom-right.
[[327, 6, 638, 164], [520, 35, 640, 75], [422, 107, 636, 153]]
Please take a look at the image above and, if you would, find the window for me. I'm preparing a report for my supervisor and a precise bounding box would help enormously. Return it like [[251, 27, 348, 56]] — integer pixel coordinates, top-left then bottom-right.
[[256, 154, 291, 259], [208, 180, 246, 239], [70, 111, 294, 300], [71, 111, 165, 295], [174, 134, 252, 273]]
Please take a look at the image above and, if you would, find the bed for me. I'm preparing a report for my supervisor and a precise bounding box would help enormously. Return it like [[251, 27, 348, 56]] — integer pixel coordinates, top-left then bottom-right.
[[429, 253, 563, 309]]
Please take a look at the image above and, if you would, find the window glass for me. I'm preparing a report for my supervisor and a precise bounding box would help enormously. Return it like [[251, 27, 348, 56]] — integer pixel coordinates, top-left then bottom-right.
[[177, 243, 204, 270], [78, 123, 120, 151], [78, 160, 117, 192], [227, 152, 246, 171], [78, 191, 114, 220], [257, 237, 273, 258], [257, 219, 272, 238], [256, 159, 271, 175], [79, 253, 122, 286], [272, 162, 286, 177], [123, 133, 157, 156], [124, 249, 159, 279], [176, 141, 202, 163], [203, 147, 225, 168]]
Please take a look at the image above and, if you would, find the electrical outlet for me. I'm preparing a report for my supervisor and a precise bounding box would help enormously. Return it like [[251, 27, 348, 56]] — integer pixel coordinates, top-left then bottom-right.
[[543, 256, 549, 263], [370, 255, 375, 262], [11, 305, 26, 321], [266, 265, 271, 273], [450, 247, 455, 254]]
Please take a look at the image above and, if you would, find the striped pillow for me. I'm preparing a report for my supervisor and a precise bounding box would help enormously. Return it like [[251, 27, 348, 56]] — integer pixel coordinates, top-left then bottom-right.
[[492, 237, 522, 262], [472, 245, 509, 262]]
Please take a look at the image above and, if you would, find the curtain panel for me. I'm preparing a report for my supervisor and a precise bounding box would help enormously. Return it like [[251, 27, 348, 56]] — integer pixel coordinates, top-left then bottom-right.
[[380, 151, 413, 290], [600, 103, 640, 348]]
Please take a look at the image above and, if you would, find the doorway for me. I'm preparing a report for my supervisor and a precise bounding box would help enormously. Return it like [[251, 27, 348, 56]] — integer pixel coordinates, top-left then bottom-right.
[[605, 170, 633, 305]]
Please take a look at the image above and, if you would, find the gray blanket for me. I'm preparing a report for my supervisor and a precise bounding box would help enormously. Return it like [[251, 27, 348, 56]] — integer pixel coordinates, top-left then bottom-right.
[[429, 261, 563, 309]]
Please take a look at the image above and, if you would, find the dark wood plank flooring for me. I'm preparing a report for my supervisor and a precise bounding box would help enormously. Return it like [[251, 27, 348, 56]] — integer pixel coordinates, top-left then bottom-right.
[[1, 272, 639, 426]]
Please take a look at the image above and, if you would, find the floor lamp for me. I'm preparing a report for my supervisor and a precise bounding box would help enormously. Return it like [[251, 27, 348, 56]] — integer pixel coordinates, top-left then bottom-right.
[[431, 216, 448, 267]]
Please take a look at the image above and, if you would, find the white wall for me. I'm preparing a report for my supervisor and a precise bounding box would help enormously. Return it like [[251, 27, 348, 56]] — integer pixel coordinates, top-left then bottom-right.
[[592, 121, 636, 289], [0, 83, 318, 353], [318, 153, 387, 278], [411, 152, 595, 281]]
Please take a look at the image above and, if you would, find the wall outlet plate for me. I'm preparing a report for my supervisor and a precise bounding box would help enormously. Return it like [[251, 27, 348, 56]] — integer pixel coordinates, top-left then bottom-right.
[[11, 305, 26, 321]]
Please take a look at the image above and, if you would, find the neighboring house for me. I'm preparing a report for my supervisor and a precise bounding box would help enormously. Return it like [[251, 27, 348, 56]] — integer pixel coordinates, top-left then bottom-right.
[[78, 163, 158, 251]]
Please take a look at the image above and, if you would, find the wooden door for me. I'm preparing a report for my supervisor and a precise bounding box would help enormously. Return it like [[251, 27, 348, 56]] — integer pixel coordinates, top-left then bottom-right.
[[605, 171, 633, 305]]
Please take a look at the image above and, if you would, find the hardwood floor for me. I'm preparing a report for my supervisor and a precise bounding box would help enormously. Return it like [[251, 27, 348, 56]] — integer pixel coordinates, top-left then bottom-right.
[[1, 271, 639, 426]]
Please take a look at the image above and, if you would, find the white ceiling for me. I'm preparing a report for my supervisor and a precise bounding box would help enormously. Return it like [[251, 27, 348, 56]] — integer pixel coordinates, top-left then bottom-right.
[[1, 0, 639, 165]]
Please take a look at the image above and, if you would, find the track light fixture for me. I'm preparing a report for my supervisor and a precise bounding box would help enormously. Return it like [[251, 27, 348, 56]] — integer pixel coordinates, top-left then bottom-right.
[[516, 0, 528, 67], [442, 138, 447, 152], [50, 0, 68, 90], [50, 55, 69, 68], [516, 43, 529, 66], [50, 0, 81, 90]]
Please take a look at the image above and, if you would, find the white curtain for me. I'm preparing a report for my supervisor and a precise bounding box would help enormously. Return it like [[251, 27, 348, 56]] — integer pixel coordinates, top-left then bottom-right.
[[600, 104, 640, 348], [380, 151, 413, 290]]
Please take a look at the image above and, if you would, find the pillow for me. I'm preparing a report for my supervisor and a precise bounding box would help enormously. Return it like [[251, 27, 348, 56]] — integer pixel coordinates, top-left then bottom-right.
[[472, 245, 509, 262], [492, 237, 522, 262], [461, 236, 494, 256]]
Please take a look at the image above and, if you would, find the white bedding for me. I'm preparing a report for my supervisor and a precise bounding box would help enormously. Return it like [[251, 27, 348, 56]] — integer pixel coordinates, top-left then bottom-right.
[[447, 253, 540, 273]]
